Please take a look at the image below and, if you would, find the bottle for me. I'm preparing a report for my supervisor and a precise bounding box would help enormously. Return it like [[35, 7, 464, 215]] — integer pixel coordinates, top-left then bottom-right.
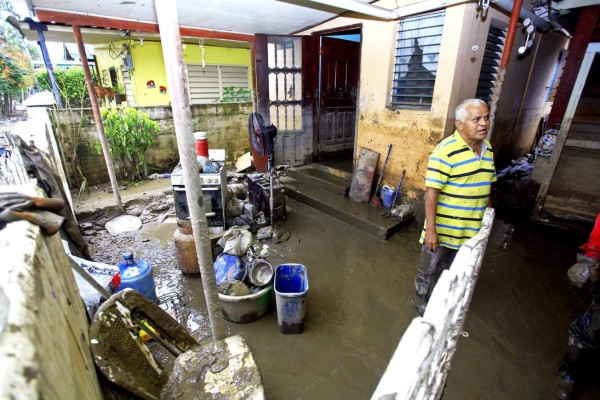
[[117, 252, 158, 303]]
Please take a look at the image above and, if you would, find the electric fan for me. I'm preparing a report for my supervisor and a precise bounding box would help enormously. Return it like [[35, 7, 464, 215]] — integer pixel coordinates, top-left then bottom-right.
[[248, 112, 277, 226]]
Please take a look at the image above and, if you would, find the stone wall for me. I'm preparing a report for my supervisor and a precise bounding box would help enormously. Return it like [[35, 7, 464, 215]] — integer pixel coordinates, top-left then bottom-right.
[[50, 102, 253, 186]]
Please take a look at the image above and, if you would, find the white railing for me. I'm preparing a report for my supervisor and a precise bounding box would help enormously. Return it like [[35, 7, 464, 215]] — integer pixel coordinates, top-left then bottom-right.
[[372, 208, 495, 400]]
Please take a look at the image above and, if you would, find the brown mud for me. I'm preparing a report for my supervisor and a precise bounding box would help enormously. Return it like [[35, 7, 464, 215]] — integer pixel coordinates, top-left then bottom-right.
[[78, 179, 600, 399]]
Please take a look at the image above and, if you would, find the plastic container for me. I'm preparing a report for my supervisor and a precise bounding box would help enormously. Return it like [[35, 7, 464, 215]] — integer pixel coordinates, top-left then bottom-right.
[[173, 220, 200, 277], [219, 285, 273, 324], [116, 252, 158, 303], [381, 185, 395, 208], [274, 264, 309, 334], [194, 131, 208, 167], [214, 253, 246, 286]]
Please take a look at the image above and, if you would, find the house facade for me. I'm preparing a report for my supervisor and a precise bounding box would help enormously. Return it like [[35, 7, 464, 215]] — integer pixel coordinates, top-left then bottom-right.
[[94, 40, 252, 107], [296, 0, 568, 212]]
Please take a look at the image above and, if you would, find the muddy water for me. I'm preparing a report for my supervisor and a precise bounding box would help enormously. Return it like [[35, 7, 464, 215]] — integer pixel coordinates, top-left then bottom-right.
[[85, 194, 600, 399]]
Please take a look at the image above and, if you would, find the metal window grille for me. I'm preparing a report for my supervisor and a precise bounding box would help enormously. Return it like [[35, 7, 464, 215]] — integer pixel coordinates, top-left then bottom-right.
[[186, 64, 250, 104], [391, 12, 445, 108], [476, 24, 506, 105]]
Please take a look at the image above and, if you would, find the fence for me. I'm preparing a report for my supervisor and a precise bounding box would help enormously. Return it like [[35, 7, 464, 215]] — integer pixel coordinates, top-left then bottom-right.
[[372, 208, 495, 400]]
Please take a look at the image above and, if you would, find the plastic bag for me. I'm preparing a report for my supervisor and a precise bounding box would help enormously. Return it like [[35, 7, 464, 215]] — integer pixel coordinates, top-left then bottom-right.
[[225, 195, 244, 217], [217, 226, 253, 256], [63, 240, 119, 315]]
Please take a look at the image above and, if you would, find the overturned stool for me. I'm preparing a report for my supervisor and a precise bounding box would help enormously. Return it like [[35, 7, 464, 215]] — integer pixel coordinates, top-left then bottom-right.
[[90, 289, 264, 400]]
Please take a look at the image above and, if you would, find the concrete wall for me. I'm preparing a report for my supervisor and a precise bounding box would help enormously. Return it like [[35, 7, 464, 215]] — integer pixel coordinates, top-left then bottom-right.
[[491, 31, 568, 167], [49, 102, 253, 186], [0, 146, 102, 399]]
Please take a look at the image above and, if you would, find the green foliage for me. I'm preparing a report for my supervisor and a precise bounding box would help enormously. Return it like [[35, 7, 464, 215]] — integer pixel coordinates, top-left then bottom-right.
[[34, 68, 90, 107], [99, 107, 160, 181], [220, 86, 251, 103], [0, 2, 35, 115]]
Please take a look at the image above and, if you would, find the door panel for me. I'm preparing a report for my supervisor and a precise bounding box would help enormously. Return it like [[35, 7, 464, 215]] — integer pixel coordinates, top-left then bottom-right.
[[318, 36, 360, 156], [255, 35, 314, 166]]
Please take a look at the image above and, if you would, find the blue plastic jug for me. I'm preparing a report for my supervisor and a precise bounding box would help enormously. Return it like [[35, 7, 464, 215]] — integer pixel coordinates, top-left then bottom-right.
[[117, 252, 158, 303]]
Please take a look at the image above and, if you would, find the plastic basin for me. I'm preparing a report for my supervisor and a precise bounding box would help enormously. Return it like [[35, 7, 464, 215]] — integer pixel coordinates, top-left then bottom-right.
[[218, 285, 273, 324]]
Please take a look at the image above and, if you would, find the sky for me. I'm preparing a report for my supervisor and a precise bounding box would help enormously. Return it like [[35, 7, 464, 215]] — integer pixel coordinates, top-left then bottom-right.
[[7, 0, 94, 64]]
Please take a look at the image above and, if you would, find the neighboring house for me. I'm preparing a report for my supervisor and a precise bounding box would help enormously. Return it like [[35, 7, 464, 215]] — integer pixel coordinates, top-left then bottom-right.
[[93, 40, 252, 107]]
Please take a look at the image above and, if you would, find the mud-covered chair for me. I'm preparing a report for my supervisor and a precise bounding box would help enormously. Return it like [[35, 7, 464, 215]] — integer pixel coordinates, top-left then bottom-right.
[[89, 289, 264, 400]]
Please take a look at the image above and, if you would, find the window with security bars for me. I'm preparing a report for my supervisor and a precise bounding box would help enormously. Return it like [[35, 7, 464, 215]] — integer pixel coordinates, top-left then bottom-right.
[[186, 64, 250, 104], [476, 24, 506, 105], [391, 11, 445, 108]]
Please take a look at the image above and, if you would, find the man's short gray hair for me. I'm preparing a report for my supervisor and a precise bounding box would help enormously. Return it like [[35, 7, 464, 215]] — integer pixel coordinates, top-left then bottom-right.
[[455, 99, 488, 122]]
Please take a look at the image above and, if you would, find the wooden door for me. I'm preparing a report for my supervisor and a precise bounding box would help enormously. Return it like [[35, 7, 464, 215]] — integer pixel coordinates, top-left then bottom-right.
[[255, 35, 315, 166], [317, 35, 360, 156]]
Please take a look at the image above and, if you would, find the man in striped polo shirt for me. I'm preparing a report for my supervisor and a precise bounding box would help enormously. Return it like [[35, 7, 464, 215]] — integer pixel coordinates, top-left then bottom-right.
[[413, 98, 496, 316]]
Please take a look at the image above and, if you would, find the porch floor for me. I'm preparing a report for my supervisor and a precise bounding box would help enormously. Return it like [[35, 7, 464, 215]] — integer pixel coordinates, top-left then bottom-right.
[[80, 180, 600, 399]]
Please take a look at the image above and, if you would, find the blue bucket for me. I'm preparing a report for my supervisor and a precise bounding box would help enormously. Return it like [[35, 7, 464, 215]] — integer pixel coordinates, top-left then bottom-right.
[[381, 185, 395, 208], [274, 264, 309, 334]]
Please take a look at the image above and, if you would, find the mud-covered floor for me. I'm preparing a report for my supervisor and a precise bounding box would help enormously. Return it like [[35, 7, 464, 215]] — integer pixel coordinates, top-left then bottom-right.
[[79, 180, 600, 399]]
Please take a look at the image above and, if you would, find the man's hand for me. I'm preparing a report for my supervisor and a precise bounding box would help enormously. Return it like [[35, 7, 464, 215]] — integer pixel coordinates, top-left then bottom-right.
[[424, 229, 439, 252], [424, 187, 441, 252]]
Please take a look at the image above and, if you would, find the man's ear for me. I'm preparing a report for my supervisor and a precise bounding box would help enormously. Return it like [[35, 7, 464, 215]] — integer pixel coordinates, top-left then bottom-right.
[[455, 120, 463, 132]]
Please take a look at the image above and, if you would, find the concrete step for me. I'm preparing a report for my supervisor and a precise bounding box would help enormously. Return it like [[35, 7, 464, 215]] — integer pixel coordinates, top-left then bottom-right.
[[280, 175, 411, 240], [287, 165, 351, 197]]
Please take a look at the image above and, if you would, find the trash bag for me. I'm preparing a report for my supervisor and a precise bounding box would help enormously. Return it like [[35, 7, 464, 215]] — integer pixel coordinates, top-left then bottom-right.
[[225, 195, 244, 218], [217, 226, 253, 256], [568, 262, 591, 288]]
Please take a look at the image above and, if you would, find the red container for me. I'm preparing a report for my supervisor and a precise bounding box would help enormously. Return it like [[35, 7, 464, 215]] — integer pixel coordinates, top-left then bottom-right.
[[194, 131, 208, 157]]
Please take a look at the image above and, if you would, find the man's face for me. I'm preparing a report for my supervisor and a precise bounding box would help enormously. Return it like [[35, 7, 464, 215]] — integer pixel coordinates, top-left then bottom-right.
[[455, 104, 490, 144]]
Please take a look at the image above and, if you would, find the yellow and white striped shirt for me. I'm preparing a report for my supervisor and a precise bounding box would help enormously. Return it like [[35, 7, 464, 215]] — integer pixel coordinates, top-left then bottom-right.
[[420, 131, 496, 249]]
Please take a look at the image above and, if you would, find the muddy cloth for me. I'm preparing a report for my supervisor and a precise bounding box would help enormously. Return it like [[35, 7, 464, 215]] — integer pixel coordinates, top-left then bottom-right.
[[0, 192, 65, 235], [10, 134, 91, 258], [557, 283, 600, 399], [413, 245, 458, 316]]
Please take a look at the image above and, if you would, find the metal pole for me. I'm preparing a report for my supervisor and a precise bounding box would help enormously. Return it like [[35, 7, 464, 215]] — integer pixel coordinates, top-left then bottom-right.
[[72, 25, 124, 212], [487, 0, 523, 140], [153, 0, 226, 341], [35, 28, 64, 108]]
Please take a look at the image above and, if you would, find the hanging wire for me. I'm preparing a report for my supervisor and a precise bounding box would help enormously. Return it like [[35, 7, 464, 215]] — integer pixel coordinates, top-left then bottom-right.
[[108, 30, 132, 60], [199, 39, 206, 68]]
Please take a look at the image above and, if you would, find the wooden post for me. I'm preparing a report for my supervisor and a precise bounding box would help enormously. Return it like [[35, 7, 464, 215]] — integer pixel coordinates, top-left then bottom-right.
[[72, 25, 124, 212], [153, 0, 226, 341]]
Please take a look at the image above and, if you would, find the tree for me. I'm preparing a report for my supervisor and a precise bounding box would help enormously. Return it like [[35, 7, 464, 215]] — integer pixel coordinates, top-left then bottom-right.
[[0, 0, 34, 116]]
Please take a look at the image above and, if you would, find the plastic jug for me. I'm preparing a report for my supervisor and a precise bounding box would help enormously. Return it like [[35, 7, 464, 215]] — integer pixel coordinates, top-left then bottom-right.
[[117, 252, 158, 303]]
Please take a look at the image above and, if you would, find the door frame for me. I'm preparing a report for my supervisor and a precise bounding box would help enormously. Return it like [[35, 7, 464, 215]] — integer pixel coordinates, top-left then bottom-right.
[[310, 24, 362, 162], [534, 42, 600, 217]]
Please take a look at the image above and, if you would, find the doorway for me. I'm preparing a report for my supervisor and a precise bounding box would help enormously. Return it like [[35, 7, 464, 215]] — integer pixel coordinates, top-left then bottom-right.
[[314, 26, 362, 173], [254, 27, 362, 173]]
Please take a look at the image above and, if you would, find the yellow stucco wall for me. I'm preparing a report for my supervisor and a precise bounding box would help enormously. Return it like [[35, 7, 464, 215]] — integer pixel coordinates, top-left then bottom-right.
[[94, 41, 251, 107]]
